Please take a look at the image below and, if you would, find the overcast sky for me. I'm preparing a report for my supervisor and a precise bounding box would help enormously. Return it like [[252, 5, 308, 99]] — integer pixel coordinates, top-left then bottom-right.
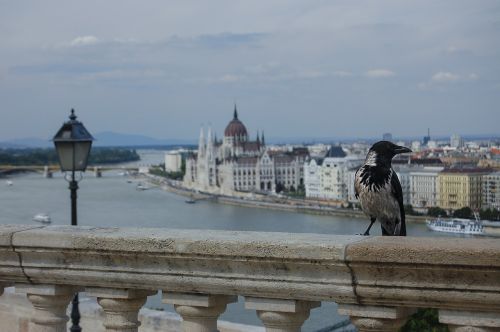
[[1, 1, 499, 141]]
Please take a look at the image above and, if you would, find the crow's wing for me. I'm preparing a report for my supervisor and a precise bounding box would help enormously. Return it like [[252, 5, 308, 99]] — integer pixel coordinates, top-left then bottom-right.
[[390, 171, 406, 236], [354, 168, 361, 199]]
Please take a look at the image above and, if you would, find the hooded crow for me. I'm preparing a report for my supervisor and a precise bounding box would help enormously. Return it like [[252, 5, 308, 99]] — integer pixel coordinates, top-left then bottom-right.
[[354, 141, 412, 236]]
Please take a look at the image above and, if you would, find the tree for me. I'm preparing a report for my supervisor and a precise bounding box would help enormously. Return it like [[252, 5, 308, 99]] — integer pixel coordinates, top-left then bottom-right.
[[453, 207, 473, 219], [404, 204, 420, 216], [401, 308, 449, 332], [427, 207, 448, 217], [480, 208, 500, 221]]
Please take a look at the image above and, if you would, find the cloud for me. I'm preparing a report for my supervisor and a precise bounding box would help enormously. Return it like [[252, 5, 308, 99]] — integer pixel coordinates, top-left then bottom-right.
[[419, 71, 480, 89], [431, 71, 460, 82], [430, 72, 479, 83], [69, 35, 99, 47], [333, 70, 353, 77], [468, 73, 479, 80], [365, 69, 395, 78]]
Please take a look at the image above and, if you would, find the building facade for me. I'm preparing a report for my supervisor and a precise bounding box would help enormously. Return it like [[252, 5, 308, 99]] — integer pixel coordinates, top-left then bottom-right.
[[183, 106, 308, 194], [408, 166, 443, 209], [304, 147, 363, 201], [483, 171, 500, 210], [165, 152, 182, 172], [438, 169, 490, 210]]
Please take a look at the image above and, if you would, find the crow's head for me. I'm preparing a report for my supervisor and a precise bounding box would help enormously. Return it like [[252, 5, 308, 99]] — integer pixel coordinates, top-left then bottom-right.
[[365, 141, 412, 167]]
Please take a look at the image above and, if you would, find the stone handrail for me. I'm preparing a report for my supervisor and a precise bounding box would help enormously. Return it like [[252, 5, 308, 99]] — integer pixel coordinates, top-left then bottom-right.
[[1, 224, 499, 331]]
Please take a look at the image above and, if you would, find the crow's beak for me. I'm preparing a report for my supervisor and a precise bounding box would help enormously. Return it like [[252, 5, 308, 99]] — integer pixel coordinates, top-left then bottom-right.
[[394, 146, 412, 154]]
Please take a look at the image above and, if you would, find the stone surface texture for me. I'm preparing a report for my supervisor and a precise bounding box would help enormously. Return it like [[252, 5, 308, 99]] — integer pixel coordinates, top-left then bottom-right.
[[0, 224, 499, 331]]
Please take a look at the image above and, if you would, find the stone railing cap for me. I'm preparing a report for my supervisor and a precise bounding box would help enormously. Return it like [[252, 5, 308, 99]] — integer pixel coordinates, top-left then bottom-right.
[[345, 236, 500, 267], [5, 225, 363, 261]]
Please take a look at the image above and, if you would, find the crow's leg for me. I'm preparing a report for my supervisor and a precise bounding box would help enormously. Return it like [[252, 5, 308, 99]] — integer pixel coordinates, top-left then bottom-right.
[[363, 217, 376, 236]]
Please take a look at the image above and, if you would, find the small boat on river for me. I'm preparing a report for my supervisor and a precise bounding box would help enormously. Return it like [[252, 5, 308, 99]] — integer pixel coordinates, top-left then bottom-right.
[[185, 197, 196, 204], [33, 213, 51, 224], [136, 183, 148, 191]]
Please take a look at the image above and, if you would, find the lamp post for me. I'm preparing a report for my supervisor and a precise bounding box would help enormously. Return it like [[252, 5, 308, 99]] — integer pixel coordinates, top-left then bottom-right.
[[53, 109, 94, 332]]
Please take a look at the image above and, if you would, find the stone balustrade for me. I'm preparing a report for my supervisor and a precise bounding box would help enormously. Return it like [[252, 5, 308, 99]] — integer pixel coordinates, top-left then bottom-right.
[[0, 224, 499, 332]]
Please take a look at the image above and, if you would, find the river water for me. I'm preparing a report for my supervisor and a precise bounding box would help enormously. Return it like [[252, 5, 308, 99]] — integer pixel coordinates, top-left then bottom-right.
[[0, 150, 471, 331]]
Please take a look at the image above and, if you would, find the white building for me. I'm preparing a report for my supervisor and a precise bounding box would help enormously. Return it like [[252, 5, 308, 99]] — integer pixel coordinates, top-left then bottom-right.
[[184, 106, 308, 194], [304, 147, 363, 201], [483, 171, 500, 210], [450, 134, 464, 148], [165, 152, 182, 172], [409, 166, 444, 209]]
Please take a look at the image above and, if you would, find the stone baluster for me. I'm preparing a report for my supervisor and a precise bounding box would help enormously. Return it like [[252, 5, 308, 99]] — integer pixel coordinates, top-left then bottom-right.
[[16, 284, 76, 332], [0, 283, 6, 296], [163, 292, 237, 332], [245, 297, 320, 332], [439, 309, 500, 332], [337, 304, 415, 332], [87, 287, 155, 332]]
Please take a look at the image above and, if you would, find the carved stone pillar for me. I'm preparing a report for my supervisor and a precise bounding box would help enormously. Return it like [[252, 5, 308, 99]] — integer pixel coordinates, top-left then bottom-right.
[[440, 310, 500, 332], [245, 297, 320, 332], [0, 283, 7, 296], [163, 292, 237, 332], [337, 304, 416, 332], [16, 284, 75, 332], [87, 287, 155, 332]]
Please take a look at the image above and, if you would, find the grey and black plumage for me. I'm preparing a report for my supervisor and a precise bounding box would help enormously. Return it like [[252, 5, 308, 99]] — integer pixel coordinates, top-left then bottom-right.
[[354, 141, 412, 236]]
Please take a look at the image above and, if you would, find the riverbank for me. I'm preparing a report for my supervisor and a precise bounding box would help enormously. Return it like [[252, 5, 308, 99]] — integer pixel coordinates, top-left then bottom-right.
[[143, 174, 430, 224]]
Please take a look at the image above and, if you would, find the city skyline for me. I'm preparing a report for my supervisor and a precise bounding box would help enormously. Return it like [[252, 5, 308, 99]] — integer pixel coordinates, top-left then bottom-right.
[[1, 1, 499, 141]]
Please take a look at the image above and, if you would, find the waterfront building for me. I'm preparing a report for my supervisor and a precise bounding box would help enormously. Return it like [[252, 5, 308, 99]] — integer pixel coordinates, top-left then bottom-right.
[[164, 152, 182, 172], [183, 106, 308, 194], [408, 166, 443, 209], [304, 146, 363, 201], [438, 168, 491, 210], [483, 171, 500, 210]]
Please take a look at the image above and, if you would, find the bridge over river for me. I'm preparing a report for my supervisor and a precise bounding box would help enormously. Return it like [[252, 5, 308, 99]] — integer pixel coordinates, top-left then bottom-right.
[[0, 165, 139, 178]]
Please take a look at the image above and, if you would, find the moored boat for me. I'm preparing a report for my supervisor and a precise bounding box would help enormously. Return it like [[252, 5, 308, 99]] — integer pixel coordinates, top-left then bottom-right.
[[426, 217, 483, 235]]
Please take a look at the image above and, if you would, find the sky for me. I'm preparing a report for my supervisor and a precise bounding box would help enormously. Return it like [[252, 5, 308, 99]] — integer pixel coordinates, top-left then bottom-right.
[[0, 1, 499, 142]]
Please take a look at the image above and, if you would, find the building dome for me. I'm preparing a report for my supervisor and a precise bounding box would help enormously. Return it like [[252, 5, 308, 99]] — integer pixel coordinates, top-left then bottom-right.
[[224, 106, 248, 138]]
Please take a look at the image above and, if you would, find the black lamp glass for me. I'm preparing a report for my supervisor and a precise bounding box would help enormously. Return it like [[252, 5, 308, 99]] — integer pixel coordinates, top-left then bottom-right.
[[53, 109, 94, 172]]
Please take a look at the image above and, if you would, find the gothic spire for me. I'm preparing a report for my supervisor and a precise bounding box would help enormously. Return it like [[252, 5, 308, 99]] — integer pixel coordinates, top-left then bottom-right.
[[256, 130, 260, 144], [261, 130, 265, 146], [233, 103, 238, 120]]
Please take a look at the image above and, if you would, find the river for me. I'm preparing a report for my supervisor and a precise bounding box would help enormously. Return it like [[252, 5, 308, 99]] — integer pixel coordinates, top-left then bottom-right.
[[0, 150, 472, 331]]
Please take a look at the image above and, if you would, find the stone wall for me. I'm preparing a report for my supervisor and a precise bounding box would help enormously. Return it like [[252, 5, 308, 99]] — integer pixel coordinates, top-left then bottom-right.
[[1, 224, 499, 332]]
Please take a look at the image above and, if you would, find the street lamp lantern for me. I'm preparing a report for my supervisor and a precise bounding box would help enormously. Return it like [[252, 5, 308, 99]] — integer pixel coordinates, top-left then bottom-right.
[[53, 109, 94, 172], [52, 108, 93, 332]]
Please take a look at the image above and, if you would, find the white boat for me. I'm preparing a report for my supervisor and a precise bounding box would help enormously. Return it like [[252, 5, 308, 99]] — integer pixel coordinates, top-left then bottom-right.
[[6, 180, 13, 186], [33, 213, 51, 223], [185, 195, 196, 204], [426, 217, 483, 235], [136, 183, 148, 191]]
